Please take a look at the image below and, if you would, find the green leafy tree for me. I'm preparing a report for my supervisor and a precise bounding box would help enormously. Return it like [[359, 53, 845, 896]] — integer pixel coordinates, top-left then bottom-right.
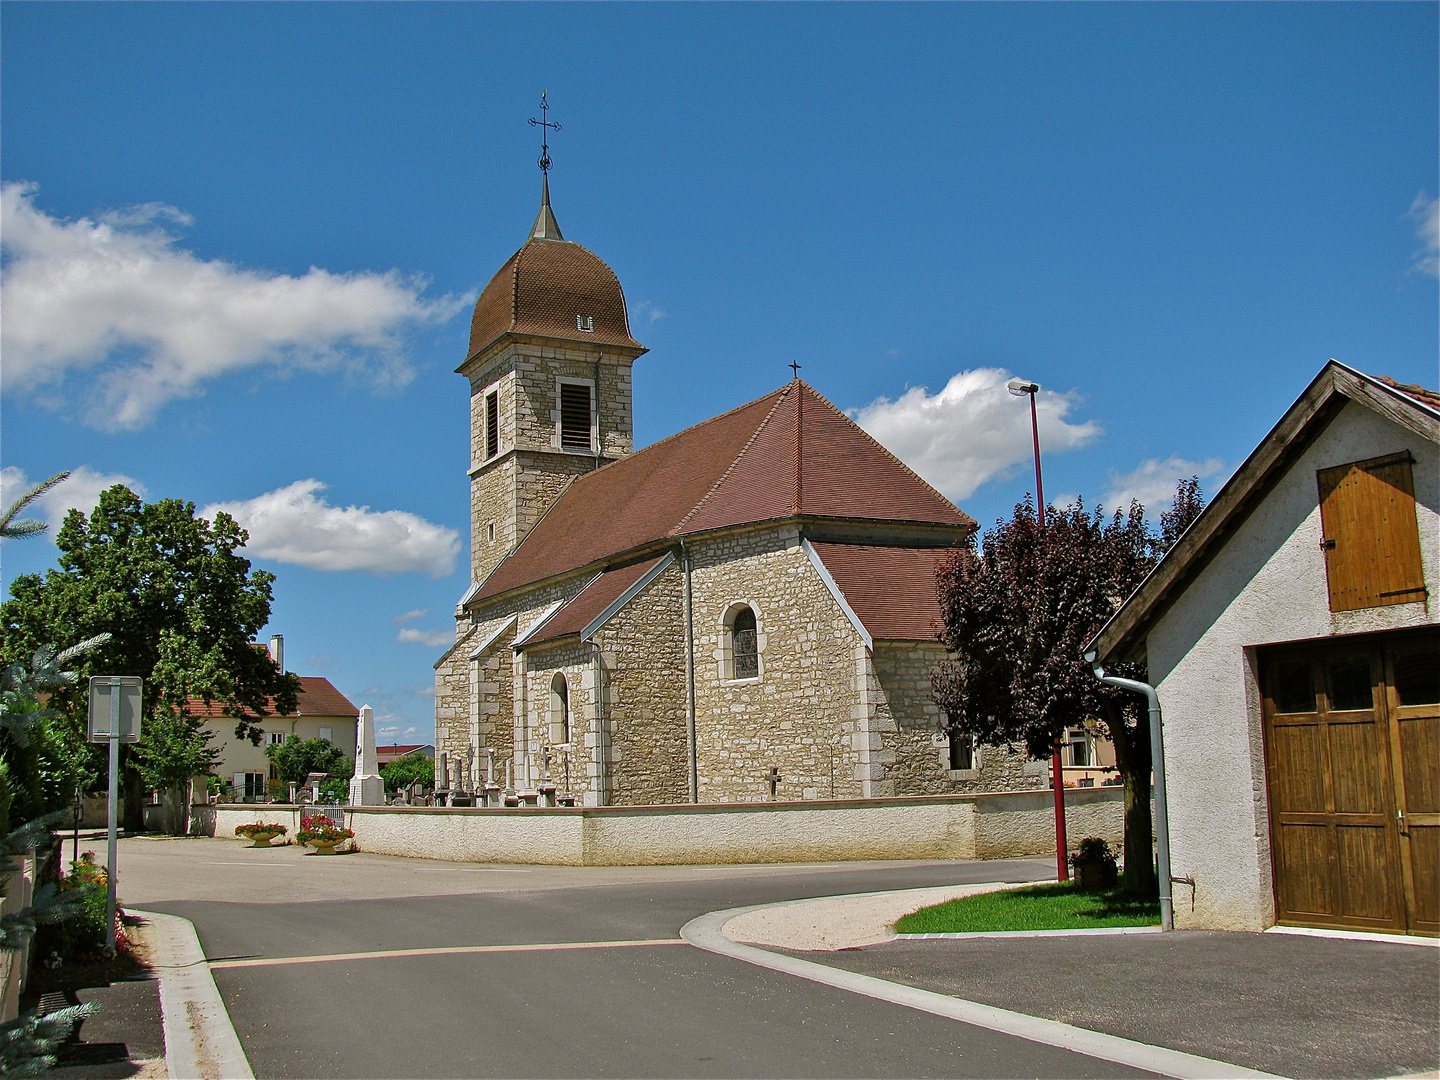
[[0, 485, 298, 830], [0, 473, 108, 1073], [265, 737, 344, 786], [380, 754, 433, 794], [932, 480, 1205, 896]]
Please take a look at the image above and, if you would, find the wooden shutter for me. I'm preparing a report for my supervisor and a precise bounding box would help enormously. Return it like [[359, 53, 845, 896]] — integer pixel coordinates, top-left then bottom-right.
[[1317, 452, 1427, 612]]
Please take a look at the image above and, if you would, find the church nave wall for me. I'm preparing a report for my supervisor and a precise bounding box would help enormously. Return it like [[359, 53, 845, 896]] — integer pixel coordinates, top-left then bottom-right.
[[687, 527, 865, 803], [870, 642, 1045, 796], [590, 561, 689, 806]]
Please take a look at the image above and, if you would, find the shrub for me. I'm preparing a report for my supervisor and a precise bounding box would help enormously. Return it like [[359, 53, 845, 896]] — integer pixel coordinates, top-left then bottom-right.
[[36, 852, 126, 968]]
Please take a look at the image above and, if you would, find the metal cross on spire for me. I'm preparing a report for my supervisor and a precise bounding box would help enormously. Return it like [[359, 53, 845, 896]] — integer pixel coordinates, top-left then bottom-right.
[[789, 360, 802, 379], [528, 91, 561, 174]]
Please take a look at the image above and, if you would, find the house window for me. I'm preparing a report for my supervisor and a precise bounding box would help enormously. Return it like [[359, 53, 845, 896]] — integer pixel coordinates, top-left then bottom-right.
[[485, 391, 499, 459], [265, 732, 286, 747], [559, 382, 593, 450], [550, 673, 570, 745], [731, 607, 759, 680], [947, 727, 975, 771], [319, 726, 332, 743], [1317, 452, 1426, 612], [1064, 727, 1090, 766]]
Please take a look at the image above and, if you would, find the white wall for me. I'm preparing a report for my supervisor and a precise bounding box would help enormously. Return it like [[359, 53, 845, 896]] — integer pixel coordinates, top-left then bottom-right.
[[209, 787, 1124, 866], [1146, 400, 1438, 930]]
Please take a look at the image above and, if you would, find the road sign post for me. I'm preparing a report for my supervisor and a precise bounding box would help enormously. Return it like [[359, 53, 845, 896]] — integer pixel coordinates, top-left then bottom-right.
[[88, 677, 141, 956]]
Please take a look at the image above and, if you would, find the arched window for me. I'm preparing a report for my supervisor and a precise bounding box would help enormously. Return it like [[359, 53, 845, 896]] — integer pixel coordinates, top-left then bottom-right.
[[550, 673, 570, 745], [732, 607, 758, 680]]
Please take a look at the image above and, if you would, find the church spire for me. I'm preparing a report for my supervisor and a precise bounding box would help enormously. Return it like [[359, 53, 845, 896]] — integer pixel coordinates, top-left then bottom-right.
[[528, 91, 564, 241], [531, 173, 564, 240]]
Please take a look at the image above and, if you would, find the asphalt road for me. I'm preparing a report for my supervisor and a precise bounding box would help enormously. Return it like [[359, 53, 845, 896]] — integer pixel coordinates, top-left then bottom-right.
[[129, 842, 1164, 1079], [122, 839, 1438, 1080]]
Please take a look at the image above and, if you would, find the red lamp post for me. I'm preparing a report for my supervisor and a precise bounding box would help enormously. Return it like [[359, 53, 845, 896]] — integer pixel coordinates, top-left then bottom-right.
[[1007, 377, 1069, 882]]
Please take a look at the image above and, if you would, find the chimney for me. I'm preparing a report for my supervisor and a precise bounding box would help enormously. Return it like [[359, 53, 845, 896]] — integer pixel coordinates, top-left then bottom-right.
[[269, 634, 285, 673]]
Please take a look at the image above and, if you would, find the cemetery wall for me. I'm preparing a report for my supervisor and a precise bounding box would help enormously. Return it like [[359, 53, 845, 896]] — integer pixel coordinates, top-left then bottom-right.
[[209, 787, 1124, 866]]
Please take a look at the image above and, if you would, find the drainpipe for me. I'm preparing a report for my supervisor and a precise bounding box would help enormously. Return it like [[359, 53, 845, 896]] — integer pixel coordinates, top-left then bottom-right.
[[1086, 651, 1174, 932], [594, 345, 604, 470], [681, 539, 698, 803]]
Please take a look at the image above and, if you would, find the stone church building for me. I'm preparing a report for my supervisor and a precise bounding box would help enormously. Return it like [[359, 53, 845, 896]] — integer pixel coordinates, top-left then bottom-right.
[[433, 181, 1042, 805]]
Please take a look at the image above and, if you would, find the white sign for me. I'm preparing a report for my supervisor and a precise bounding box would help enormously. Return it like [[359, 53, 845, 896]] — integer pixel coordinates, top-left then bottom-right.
[[88, 676, 142, 743]]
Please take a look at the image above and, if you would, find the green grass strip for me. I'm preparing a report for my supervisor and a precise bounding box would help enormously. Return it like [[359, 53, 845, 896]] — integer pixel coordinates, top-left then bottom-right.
[[895, 882, 1160, 934]]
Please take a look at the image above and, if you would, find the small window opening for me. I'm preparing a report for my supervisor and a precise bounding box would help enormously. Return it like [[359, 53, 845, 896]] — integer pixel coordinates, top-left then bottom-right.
[[487, 523, 495, 544], [732, 607, 758, 679], [947, 724, 974, 771], [576, 315, 594, 332], [560, 383, 592, 450], [485, 391, 499, 459], [550, 673, 570, 745]]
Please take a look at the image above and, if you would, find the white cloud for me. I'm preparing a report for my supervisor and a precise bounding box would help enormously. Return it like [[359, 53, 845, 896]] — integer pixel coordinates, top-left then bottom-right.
[[203, 479, 459, 577], [1104, 455, 1226, 519], [396, 627, 452, 647], [850, 368, 1102, 502], [1409, 193, 1438, 277], [632, 300, 667, 324], [391, 608, 430, 625], [404, 727, 419, 736], [1, 465, 146, 535], [0, 182, 466, 430]]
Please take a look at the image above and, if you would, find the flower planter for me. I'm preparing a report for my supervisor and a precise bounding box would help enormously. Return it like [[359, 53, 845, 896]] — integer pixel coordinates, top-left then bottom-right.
[[308, 840, 342, 855], [249, 834, 282, 848], [1073, 862, 1118, 891]]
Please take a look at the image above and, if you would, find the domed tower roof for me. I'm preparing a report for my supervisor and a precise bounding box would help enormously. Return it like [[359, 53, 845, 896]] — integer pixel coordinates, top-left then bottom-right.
[[466, 178, 644, 361]]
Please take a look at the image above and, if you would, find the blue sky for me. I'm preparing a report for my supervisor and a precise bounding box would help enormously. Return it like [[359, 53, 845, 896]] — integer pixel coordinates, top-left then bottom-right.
[[3, 3, 1435, 747]]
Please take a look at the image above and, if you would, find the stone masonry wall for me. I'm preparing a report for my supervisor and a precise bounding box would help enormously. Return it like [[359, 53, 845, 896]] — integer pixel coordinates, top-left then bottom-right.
[[465, 340, 637, 584], [518, 638, 596, 802], [592, 562, 689, 806], [873, 642, 1047, 796], [689, 527, 865, 802]]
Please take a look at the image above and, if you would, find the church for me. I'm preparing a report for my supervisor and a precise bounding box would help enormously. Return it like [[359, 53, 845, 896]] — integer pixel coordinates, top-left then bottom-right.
[[432, 176, 1045, 806]]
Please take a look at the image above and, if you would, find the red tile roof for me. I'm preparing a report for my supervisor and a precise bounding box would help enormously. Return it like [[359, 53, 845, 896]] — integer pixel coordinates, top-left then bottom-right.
[[185, 677, 358, 720], [376, 744, 432, 763], [1377, 375, 1440, 411], [473, 382, 974, 604], [467, 237, 643, 360], [809, 542, 955, 642], [525, 555, 669, 646]]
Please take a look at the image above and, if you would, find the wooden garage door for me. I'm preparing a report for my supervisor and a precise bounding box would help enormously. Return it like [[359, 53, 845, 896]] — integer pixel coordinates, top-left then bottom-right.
[[1261, 631, 1438, 936]]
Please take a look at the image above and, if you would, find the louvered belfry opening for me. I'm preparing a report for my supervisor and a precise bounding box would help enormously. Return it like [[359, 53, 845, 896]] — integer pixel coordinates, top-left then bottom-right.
[[560, 383, 592, 450], [485, 391, 499, 459]]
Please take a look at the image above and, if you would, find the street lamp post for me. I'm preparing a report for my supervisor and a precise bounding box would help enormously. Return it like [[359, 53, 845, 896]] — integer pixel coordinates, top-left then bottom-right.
[[1008, 377, 1069, 882]]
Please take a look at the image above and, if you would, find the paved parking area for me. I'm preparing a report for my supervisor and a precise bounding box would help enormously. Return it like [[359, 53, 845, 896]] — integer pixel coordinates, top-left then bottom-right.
[[784, 929, 1439, 1080]]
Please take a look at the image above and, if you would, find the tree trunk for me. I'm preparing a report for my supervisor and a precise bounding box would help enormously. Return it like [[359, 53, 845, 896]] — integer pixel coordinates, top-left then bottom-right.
[[122, 755, 145, 832], [1104, 702, 1156, 897]]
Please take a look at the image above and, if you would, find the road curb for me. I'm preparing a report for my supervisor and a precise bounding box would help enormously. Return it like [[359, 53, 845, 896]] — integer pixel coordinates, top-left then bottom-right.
[[682, 900, 1288, 1080], [132, 909, 254, 1080], [897, 926, 1163, 940]]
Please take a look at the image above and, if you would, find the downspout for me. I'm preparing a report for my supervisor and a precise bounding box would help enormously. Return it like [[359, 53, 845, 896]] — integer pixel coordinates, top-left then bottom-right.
[[1085, 651, 1174, 932], [681, 539, 698, 803], [594, 345, 604, 470]]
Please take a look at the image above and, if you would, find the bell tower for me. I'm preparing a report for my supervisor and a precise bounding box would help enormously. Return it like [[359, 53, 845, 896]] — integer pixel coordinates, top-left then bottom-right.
[[459, 175, 647, 586]]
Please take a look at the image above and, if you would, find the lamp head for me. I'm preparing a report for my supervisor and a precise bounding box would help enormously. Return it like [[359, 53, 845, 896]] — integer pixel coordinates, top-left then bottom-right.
[[1007, 378, 1040, 397]]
